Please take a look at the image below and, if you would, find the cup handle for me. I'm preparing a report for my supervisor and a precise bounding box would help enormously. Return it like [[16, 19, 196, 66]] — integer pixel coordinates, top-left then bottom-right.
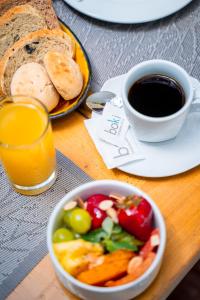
[[190, 77, 200, 113]]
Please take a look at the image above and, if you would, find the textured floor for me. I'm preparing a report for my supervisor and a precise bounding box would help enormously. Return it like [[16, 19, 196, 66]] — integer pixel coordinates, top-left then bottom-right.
[[167, 261, 200, 300]]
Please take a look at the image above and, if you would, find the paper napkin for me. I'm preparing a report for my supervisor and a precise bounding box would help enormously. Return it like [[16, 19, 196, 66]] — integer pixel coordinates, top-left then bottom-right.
[[84, 103, 145, 169]]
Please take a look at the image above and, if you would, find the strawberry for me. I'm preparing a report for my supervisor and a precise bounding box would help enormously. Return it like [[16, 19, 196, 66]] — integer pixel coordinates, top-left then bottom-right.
[[87, 194, 108, 208], [118, 196, 153, 241], [86, 194, 109, 229]]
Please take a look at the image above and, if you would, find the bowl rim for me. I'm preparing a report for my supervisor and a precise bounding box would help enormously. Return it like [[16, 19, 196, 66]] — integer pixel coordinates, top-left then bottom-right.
[[47, 179, 166, 293], [49, 18, 92, 120]]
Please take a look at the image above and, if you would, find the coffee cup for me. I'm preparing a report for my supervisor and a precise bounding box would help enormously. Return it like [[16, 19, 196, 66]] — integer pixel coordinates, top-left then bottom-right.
[[122, 59, 200, 142]]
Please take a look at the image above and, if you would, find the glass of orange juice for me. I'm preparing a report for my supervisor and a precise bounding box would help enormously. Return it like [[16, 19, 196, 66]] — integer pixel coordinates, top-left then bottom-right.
[[0, 96, 56, 195]]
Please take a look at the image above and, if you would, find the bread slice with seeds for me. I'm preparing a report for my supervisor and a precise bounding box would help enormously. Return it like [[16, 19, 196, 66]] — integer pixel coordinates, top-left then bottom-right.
[[0, 29, 75, 96], [0, 0, 59, 29], [0, 4, 47, 59]]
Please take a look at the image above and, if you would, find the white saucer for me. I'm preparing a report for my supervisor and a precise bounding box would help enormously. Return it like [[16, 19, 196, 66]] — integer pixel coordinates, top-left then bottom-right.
[[63, 0, 193, 24], [101, 74, 200, 177]]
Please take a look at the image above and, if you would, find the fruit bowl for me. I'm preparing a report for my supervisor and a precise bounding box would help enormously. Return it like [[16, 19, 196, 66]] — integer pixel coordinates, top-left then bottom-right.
[[47, 180, 166, 300]]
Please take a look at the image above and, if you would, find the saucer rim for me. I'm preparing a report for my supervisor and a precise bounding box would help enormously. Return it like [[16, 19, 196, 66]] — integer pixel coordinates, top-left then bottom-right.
[[63, 0, 193, 24]]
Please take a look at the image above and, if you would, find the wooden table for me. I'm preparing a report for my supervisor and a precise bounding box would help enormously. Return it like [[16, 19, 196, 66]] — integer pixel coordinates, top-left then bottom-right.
[[7, 108, 200, 300]]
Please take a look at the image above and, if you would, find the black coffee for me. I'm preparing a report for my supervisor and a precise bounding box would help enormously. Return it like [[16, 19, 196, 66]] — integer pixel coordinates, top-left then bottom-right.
[[128, 74, 185, 117]]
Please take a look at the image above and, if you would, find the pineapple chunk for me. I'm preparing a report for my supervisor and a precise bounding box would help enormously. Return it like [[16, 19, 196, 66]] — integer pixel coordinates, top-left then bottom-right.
[[53, 239, 103, 276]]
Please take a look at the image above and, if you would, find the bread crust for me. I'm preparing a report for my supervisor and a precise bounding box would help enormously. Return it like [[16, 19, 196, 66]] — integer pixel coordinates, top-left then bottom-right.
[[44, 51, 83, 101], [0, 0, 59, 29], [0, 4, 47, 60], [0, 29, 75, 95], [0, 4, 43, 26]]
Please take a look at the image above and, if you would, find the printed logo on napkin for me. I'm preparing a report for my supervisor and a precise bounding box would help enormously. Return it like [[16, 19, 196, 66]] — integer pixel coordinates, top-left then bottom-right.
[[98, 103, 129, 145], [85, 103, 145, 169], [105, 133, 144, 169]]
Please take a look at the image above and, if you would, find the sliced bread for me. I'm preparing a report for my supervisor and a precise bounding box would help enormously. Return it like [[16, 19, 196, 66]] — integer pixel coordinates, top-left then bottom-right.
[[0, 0, 59, 29], [0, 4, 47, 59], [44, 51, 83, 100], [0, 29, 75, 96], [11, 62, 59, 112]]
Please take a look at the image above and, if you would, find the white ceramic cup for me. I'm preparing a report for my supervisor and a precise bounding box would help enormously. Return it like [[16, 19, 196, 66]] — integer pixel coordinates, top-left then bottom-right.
[[122, 59, 200, 142]]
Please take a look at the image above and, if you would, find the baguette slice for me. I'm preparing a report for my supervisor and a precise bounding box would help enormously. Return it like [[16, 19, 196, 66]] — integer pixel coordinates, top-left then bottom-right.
[[0, 0, 59, 29], [11, 62, 59, 112], [0, 29, 75, 96], [0, 4, 47, 59], [44, 51, 83, 101]]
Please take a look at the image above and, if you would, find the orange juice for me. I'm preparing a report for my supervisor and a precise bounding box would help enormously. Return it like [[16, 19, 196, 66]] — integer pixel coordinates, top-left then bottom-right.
[[0, 97, 56, 195]]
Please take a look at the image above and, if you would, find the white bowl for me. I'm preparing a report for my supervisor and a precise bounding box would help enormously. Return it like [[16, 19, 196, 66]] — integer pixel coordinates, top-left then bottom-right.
[[47, 180, 166, 300]]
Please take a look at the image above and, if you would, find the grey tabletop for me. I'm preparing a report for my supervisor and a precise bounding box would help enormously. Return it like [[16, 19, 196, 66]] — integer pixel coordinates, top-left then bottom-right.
[[54, 0, 200, 91]]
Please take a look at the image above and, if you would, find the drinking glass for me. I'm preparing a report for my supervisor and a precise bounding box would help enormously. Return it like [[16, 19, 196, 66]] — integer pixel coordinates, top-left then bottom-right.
[[0, 96, 57, 195]]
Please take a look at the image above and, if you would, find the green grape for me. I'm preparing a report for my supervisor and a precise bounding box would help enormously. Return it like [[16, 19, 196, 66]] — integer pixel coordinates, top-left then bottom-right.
[[63, 209, 74, 228], [53, 228, 74, 243], [69, 208, 91, 234]]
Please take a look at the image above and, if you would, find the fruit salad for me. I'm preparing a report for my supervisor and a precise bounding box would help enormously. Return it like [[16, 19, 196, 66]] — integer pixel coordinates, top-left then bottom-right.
[[53, 193, 160, 287]]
